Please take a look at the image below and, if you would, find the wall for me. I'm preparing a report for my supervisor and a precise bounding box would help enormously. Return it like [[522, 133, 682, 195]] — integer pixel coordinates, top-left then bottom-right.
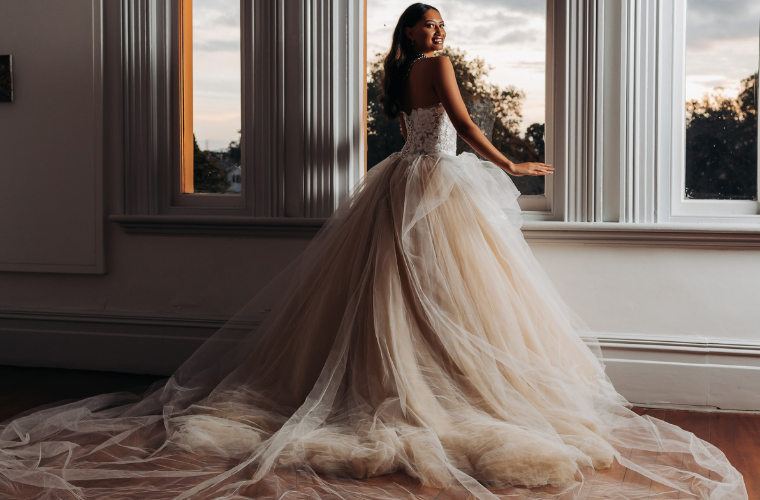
[[531, 243, 760, 410], [0, 1, 758, 411]]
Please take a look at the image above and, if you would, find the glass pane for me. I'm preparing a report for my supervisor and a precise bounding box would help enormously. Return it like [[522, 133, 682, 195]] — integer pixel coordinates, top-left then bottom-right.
[[192, 0, 241, 194], [684, 0, 758, 200], [366, 1, 547, 196]]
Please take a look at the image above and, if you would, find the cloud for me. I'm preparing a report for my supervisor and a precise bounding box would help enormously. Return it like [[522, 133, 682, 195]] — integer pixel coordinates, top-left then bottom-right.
[[426, 4, 544, 48], [688, 0, 756, 18], [366, 0, 548, 130], [492, 28, 540, 45], [194, 38, 240, 53], [192, 2, 241, 53], [499, 61, 545, 71], [435, 0, 544, 16], [193, 0, 241, 28], [686, 0, 759, 48], [684, 0, 758, 89]]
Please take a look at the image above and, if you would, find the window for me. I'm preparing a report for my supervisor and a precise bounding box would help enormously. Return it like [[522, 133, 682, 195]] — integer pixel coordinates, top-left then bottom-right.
[[364, 1, 552, 213], [672, 0, 759, 218], [117, 0, 760, 239], [178, 0, 243, 201], [119, 0, 362, 223]]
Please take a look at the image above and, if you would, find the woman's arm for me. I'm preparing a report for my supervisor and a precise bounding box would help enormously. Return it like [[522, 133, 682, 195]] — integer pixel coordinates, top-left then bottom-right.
[[428, 57, 553, 177], [399, 114, 408, 142]]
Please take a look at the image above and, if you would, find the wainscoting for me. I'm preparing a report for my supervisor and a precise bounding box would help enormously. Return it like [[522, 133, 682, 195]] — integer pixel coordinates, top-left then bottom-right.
[[2, 308, 759, 411]]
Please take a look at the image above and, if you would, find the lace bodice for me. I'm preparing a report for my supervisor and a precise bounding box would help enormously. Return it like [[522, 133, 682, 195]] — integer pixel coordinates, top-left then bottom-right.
[[399, 103, 457, 158]]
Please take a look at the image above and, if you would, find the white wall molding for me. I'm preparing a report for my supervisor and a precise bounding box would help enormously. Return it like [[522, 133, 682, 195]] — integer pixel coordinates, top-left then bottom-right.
[[522, 221, 760, 248], [593, 332, 760, 360], [1, 308, 758, 410], [591, 332, 760, 411], [109, 215, 760, 248]]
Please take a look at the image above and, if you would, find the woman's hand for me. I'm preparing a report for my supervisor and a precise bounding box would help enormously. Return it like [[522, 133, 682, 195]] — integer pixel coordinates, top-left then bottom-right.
[[427, 59, 556, 177], [502, 161, 554, 177]]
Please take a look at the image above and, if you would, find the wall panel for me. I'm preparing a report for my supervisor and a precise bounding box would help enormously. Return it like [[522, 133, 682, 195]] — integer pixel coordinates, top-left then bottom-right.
[[0, 0, 104, 273]]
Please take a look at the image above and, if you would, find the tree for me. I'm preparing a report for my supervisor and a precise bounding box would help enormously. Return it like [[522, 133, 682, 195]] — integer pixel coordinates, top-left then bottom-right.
[[193, 134, 231, 193], [366, 57, 406, 168], [526, 123, 545, 160], [684, 72, 757, 200], [366, 47, 546, 195], [226, 130, 241, 164]]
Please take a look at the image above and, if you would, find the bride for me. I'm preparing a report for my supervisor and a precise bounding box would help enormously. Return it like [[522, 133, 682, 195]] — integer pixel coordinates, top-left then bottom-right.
[[0, 3, 747, 499]]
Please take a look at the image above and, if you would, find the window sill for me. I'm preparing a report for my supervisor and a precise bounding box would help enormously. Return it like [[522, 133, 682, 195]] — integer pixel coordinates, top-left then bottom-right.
[[109, 215, 326, 237], [521, 222, 760, 248], [111, 215, 760, 248]]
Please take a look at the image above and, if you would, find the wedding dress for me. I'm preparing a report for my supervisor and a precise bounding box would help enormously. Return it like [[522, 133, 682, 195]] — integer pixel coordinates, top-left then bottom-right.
[[0, 103, 747, 500]]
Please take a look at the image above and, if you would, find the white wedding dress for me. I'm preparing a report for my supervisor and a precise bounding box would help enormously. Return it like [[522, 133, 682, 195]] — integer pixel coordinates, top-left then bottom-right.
[[0, 103, 747, 500]]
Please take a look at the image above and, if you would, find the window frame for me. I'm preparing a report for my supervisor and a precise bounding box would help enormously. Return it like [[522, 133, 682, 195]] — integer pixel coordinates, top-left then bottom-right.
[[361, 1, 557, 218], [116, 0, 760, 245], [509, 0, 557, 218], [118, 0, 364, 224], [664, 0, 760, 224], [167, 0, 250, 213], [517, 0, 556, 217]]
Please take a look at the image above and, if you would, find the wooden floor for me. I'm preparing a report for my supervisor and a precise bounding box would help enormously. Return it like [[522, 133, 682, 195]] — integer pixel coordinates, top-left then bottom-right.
[[0, 365, 758, 499]]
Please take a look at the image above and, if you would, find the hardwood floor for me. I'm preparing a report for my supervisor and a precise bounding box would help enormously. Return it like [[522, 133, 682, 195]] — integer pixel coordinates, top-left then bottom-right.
[[0, 365, 757, 499], [0, 364, 165, 423], [632, 407, 760, 499]]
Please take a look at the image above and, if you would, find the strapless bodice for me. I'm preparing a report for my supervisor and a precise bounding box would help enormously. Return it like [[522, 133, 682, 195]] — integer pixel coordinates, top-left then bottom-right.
[[399, 103, 457, 158]]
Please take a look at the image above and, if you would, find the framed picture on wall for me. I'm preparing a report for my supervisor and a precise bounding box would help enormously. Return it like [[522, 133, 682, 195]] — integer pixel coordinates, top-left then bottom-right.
[[0, 55, 13, 102]]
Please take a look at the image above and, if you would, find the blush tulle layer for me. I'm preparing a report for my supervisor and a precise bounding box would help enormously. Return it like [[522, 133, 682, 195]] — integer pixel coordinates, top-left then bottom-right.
[[0, 151, 747, 499]]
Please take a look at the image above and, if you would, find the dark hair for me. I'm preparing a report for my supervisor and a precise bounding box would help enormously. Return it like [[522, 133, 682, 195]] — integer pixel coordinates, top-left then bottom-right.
[[379, 3, 439, 119]]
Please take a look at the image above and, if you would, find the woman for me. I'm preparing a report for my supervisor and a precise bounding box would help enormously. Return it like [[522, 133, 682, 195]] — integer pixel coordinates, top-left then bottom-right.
[[0, 3, 747, 499]]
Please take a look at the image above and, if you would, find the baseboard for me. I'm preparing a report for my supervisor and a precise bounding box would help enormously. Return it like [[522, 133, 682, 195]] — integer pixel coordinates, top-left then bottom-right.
[[1, 308, 759, 411], [589, 333, 760, 411], [0, 308, 224, 376]]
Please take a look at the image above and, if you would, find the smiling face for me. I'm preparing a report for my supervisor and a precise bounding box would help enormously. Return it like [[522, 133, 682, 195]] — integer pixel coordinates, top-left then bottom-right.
[[405, 9, 445, 56]]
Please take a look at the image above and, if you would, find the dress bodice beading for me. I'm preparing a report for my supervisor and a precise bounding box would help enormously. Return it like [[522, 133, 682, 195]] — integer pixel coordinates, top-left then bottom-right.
[[399, 103, 457, 158]]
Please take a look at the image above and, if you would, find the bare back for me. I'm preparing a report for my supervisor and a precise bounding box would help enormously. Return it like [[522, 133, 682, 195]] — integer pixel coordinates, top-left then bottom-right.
[[399, 57, 442, 115]]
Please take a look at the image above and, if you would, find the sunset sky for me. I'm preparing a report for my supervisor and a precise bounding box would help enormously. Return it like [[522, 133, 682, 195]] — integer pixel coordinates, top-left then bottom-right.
[[192, 0, 241, 152], [367, 0, 547, 137], [684, 0, 759, 104], [190, 0, 759, 151]]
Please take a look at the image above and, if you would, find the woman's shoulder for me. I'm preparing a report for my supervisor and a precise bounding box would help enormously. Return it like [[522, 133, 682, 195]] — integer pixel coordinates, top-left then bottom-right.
[[417, 55, 453, 73], [419, 54, 451, 65]]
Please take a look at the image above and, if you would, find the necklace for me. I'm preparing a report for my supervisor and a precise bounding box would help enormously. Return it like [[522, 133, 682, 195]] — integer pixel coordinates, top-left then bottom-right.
[[403, 53, 428, 80]]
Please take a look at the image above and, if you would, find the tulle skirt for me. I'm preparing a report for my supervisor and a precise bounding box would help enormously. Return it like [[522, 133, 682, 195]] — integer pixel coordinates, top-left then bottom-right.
[[0, 151, 747, 499]]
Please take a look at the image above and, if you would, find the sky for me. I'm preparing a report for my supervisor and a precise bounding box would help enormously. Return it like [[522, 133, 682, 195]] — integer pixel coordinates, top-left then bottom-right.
[[684, 0, 759, 104], [367, 0, 547, 136], [192, 0, 241, 152], [189, 0, 759, 151]]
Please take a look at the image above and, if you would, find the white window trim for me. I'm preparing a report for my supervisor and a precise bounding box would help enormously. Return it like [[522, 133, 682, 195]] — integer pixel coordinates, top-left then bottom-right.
[[514, 0, 557, 217], [523, 0, 611, 223], [168, 0, 248, 211], [115, 0, 364, 229], [662, 0, 760, 223], [516, 0, 561, 220], [521, 0, 760, 247]]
